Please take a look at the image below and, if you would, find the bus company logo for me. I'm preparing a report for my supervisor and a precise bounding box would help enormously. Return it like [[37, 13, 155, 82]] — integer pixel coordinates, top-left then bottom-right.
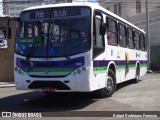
[[44, 70, 49, 74], [136, 52, 140, 58], [111, 50, 113, 56], [117, 51, 121, 59]]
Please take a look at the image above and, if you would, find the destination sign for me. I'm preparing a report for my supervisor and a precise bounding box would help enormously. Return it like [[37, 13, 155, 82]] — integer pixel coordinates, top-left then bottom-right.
[[51, 8, 81, 18], [29, 8, 81, 19], [30, 11, 50, 19]]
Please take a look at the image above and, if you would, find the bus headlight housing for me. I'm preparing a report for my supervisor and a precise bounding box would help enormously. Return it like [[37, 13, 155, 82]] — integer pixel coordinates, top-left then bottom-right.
[[77, 69, 81, 74], [76, 66, 88, 74], [15, 67, 24, 76], [82, 66, 87, 71]]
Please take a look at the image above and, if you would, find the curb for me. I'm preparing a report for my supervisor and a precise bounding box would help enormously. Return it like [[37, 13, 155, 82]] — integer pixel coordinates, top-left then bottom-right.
[[0, 82, 15, 88]]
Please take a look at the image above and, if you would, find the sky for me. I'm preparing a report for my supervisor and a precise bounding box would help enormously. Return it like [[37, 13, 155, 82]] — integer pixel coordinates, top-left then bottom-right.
[[0, 0, 2, 15]]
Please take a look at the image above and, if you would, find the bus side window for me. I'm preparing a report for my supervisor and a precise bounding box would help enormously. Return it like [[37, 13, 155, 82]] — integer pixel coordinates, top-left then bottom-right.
[[140, 34, 145, 51], [127, 28, 134, 49], [93, 12, 105, 58], [134, 31, 140, 50], [94, 16, 104, 48], [20, 22, 25, 38], [118, 23, 127, 47], [106, 18, 118, 46]]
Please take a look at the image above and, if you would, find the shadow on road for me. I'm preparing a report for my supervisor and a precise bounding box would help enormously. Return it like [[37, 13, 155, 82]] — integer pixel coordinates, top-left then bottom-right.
[[116, 79, 142, 91], [0, 79, 142, 112], [0, 91, 97, 112]]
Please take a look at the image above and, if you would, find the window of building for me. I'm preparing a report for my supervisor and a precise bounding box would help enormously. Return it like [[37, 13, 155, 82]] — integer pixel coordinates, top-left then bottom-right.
[[106, 18, 118, 46], [119, 23, 127, 47], [114, 4, 117, 15], [136, 0, 141, 14], [127, 28, 134, 49], [114, 2, 121, 16], [118, 2, 121, 16]]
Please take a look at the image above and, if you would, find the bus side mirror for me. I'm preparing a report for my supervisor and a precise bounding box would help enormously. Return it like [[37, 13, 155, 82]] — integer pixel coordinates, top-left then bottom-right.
[[100, 23, 107, 35], [7, 27, 11, 39]]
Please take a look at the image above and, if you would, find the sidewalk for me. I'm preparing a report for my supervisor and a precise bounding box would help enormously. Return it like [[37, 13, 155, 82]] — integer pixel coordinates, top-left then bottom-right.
[[0, 81, 15, 88]]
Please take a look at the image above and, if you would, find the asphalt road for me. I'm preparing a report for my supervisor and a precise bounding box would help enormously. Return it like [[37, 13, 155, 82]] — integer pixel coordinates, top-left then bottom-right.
[[0, 73, 160, 120]]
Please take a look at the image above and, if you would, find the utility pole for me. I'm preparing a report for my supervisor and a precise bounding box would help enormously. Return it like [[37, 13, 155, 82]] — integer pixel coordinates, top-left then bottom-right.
[[146, 0, 150, 70]]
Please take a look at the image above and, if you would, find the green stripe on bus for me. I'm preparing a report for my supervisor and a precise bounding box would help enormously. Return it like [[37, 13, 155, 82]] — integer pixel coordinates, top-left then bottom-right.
[[93, 66, 108, 73], [22, 68, 76, 72], [116, 65, 124, 70], [93, 64, 147, 74], [93, 66, 108, 71]]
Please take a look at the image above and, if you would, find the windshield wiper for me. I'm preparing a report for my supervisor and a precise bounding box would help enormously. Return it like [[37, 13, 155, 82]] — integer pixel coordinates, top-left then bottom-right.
[[63, 54, 71, 60], [26, 45, 35, 62]]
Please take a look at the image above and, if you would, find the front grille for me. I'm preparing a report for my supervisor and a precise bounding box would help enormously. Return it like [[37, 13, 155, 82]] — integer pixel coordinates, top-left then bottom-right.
[[28, 81, 71, 90]]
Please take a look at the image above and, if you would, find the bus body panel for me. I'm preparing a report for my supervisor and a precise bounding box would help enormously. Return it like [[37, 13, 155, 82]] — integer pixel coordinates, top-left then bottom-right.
[[14, 51, 93, 92], [13, 2, 148, 95]]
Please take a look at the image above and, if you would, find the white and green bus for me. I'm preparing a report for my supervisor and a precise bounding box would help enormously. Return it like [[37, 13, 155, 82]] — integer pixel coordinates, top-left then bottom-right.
[[12, 2, 147, 97]]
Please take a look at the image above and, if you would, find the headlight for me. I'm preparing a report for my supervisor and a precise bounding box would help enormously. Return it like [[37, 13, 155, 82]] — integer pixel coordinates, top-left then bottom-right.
[[82, 66, 87, 71], [77, 69, 81, 74]]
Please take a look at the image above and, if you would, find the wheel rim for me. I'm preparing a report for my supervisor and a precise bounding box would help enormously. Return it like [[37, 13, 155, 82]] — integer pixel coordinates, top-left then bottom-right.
[[106, 76, 114, 93]]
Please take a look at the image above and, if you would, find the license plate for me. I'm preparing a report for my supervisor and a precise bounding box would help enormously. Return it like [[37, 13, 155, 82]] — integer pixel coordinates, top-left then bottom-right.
[[42, 88, 55, 92]]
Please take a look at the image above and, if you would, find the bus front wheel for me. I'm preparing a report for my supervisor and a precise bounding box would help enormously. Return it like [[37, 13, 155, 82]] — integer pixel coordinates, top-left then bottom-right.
[[94, 69, 116, 98]]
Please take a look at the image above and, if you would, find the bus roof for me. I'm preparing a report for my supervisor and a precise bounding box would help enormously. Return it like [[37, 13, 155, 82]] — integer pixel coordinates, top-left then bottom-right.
[[22, 2, 146, 34]]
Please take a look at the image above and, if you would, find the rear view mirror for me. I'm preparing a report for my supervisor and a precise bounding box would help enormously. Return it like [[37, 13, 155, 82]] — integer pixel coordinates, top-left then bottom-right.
[[100, 23, 107, 35]]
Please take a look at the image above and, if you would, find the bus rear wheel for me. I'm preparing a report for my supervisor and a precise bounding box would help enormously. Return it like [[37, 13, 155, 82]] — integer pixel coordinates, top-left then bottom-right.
[[93, 69, 116, 98], [133, 66, 140, 83]]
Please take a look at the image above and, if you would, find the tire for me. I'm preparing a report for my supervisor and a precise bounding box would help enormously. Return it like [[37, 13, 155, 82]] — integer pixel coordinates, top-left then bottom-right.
[[133, 66, 140, 83], [43, 91, 54, 96], [93, 69, 116, 98]]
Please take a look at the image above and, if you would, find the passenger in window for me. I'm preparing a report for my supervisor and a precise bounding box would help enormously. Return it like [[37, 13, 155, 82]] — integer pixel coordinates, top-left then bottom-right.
[[28, 24, 32, 38], [34, 24, 38, 36], [107, 31, 113, 45], [107, 31, 117, 46]]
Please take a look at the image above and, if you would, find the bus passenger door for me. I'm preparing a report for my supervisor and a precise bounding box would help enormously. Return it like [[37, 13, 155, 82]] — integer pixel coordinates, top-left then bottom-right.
[[92, 11, 107, 90]]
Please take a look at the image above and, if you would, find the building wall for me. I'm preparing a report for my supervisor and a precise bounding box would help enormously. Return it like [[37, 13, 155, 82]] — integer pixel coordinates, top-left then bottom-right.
[[0, 17, 16, 81], [3, 0, 75, 16], [3, 0, 43, 17], [98, 0, 160, 20]]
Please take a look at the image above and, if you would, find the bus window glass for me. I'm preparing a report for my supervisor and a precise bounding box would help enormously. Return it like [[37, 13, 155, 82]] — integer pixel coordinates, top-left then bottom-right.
[[94, 16, 104, 47], [20, 22, 25, 38], [119, 24, 127, 47], [140, 34, 145, 51], [106, 18, 118, 46], [134, 31, 140, 50], [27, 23, 32, 38], [127, 28, 134, 49], [16, 7, 91, 57]]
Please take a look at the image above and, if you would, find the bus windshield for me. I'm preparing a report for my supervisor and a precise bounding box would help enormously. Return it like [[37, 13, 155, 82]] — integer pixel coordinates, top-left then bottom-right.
[[15, 7, 91, 57]]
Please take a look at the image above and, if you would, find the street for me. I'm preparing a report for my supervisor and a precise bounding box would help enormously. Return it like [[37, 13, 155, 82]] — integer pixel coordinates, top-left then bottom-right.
[[0, 73, 160, 119]]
